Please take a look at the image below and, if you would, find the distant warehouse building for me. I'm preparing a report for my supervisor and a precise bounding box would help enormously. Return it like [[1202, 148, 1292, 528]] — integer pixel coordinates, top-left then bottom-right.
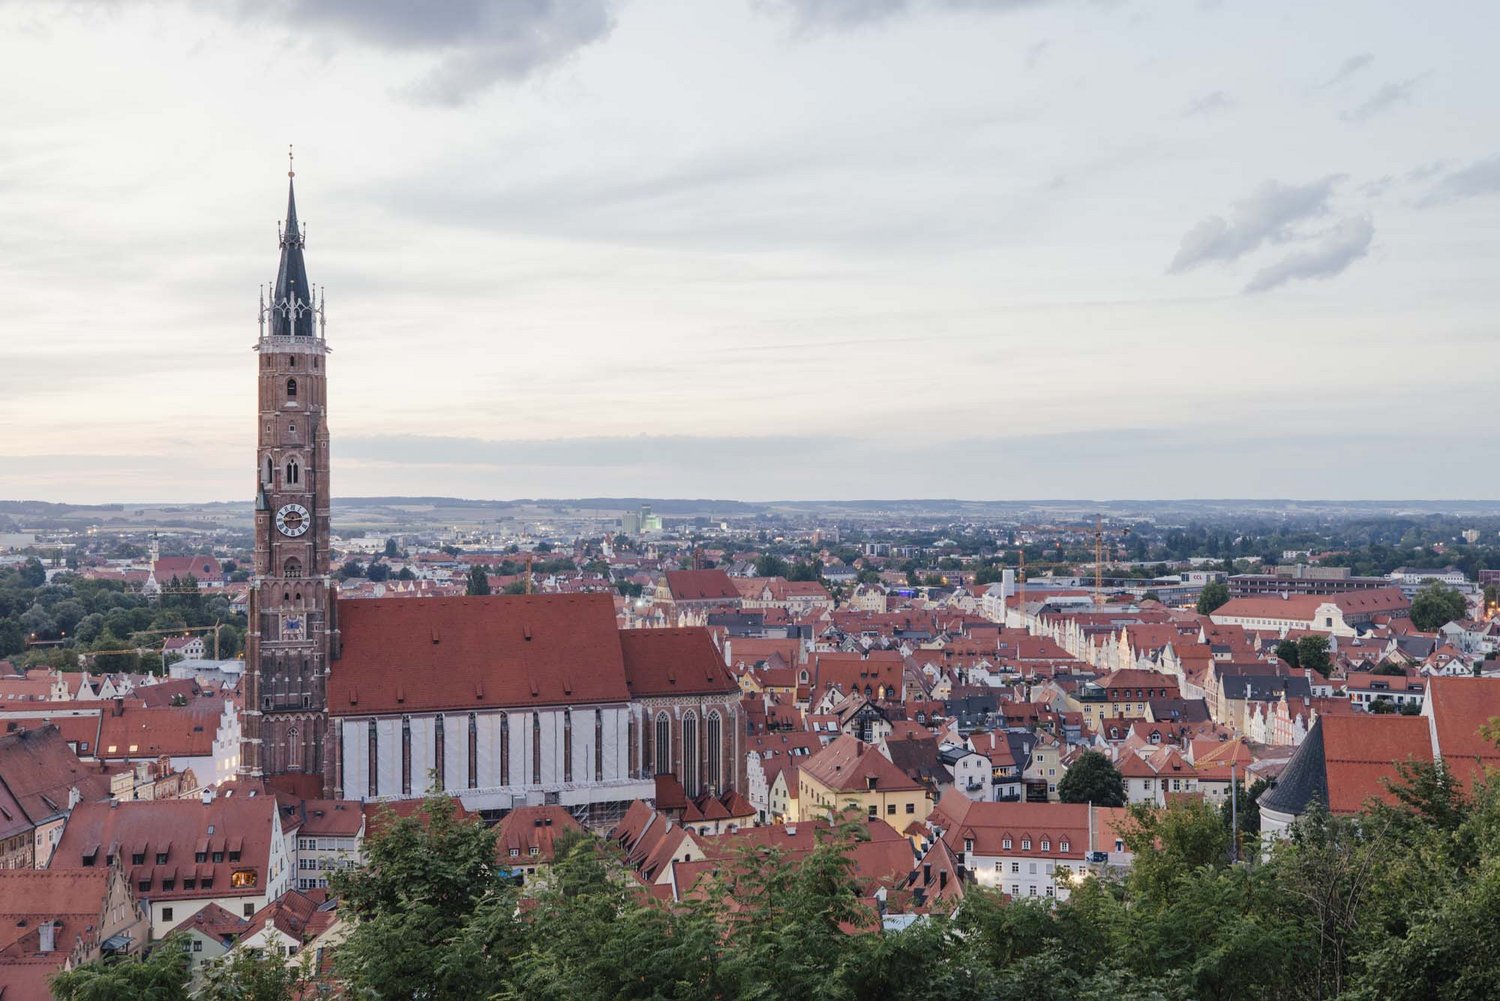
[[1210, 587, 1411, 637]]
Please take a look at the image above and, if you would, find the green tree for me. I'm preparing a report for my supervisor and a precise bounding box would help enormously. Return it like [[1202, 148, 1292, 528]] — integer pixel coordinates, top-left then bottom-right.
[[1274, 638, 1300, 667], [788, 561, 819, 582], [755, 553, 789, 578], [1410, 581, 1467, 631], [1297, 634, 1331, 674], [331, 795, 511, 999], [199, 947, 309, 1001], [384, 537, 400, 558], [1057, 750, 1126, 807], [1196, 581, 1230, 615], [1120, 799, 1229, 906], [466, 565, 492, 596], [51, 936, 192, 1000]]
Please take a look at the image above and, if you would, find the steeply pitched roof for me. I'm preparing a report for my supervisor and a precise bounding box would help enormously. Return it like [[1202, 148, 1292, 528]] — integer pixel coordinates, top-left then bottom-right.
[[495, 806, 585, 866], [52, 798, 280, 900], [621, 629, 738, 698], [801, 735, 924, 794], [329, 594, 631, 715], [270, 176, 315, 337], [1261, 714, 1434, 818], [0, 725, 111, 823], [1427, 677, 1500, 786]]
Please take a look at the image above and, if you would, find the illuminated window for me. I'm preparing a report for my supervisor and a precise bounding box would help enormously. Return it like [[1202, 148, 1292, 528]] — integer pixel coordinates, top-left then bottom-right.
[[230, 869, 258, 889]]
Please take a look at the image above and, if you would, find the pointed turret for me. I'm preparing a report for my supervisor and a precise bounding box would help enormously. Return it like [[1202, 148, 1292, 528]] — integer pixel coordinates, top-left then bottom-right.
[[270, 170, 315, 337]]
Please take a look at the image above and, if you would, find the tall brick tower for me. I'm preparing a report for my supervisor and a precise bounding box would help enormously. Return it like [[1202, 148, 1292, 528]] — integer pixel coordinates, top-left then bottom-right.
[[241, 157, 337, 793]]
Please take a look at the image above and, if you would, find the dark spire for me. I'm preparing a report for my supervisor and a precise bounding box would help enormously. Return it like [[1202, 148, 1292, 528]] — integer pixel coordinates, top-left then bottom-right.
[[270, 148, 315, 337]]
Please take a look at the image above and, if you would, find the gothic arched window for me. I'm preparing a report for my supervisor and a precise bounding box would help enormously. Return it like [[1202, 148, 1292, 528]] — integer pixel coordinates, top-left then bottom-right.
[[682, 712, 700, 798], [283, 557, 302, 579], [707, 711, 722, 794], [286, 458, 300, 485], [286, 378, 298, 399], [654, 712, 671, 777], [288, 726, 300, 769]]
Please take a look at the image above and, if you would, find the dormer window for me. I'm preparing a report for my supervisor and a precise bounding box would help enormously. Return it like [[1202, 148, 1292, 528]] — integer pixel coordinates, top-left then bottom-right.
[[1002, 838, 1012, 850]]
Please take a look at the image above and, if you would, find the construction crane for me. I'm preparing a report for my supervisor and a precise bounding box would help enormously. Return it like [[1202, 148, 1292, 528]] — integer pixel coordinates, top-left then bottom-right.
[[1018, 549, 1026, 623], [1094, 516, 1104, 605], [81, 622, 229, 660]]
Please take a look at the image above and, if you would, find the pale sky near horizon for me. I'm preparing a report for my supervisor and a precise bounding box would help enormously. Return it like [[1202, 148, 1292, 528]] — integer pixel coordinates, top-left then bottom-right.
[[2, 0, 1498, 503]]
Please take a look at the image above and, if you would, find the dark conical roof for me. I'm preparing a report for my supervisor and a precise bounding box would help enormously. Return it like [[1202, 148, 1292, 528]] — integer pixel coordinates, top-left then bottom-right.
[[270, 177, 315, 337], [1259, 717, 1327, 818]]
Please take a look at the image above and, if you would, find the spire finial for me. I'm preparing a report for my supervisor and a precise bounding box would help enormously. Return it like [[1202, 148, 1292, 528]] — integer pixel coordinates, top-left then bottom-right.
[[288, 144, 295, 179]]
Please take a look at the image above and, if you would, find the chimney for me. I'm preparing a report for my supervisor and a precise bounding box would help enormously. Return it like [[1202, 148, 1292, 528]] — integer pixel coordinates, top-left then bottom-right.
[[38, 921, 56, 954], [112, 696, 124, 717]]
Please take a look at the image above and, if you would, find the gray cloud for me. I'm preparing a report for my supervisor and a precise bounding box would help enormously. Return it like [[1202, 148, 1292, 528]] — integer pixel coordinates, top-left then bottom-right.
[[273, 0, 618, 104], [1168, 175, 1343, 273], [1420, 155, 1500, 206], [15, 0, 618, 104], [1182, 90, 1234, 117], [1321, 52, 1373, 88], [1341, 73, 1427, 123], [1243, 216, 1373, 293]]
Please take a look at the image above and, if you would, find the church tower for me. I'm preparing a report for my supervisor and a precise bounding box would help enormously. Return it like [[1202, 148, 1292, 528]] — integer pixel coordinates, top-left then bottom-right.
[[241, 159, 337, 792]]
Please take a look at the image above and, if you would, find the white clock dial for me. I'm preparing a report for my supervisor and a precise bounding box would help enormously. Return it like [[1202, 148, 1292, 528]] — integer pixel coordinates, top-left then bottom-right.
[[274, 503, 311, 537]]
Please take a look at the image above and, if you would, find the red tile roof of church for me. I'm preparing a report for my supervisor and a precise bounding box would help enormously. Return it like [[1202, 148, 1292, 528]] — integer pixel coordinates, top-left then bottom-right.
[[329, 594, 630, 715], [621, 629, 738, 698]]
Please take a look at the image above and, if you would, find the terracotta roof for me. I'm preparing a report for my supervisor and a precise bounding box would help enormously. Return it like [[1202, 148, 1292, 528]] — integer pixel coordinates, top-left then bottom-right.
[[167, 901, 249, 944], [1428, 677, 1500, 786], [665, 570, 741, 602], [929, 792, 1097, 859], [52, 798, 280, 900], [0, 869, 118, 983], [1214, 587, 1410, 623], [242, 889, 323, 944], [291, 800, 364, 838], [621, 629, 738, 698], [329, 594, 631, 715], [0, 725, 111, 823], [153, 556, 223, 581], [97, 704, 218, 759], [496, 806, 585, 866], [801, 735, 924, 794]]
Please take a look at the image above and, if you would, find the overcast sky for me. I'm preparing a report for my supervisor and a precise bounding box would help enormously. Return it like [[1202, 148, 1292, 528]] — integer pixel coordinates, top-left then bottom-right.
[[2, 0, 1497, 503]]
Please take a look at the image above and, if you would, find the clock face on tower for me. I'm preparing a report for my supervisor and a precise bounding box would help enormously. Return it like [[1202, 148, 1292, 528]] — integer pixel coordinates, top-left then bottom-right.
[[275, 503, 311, 537]]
